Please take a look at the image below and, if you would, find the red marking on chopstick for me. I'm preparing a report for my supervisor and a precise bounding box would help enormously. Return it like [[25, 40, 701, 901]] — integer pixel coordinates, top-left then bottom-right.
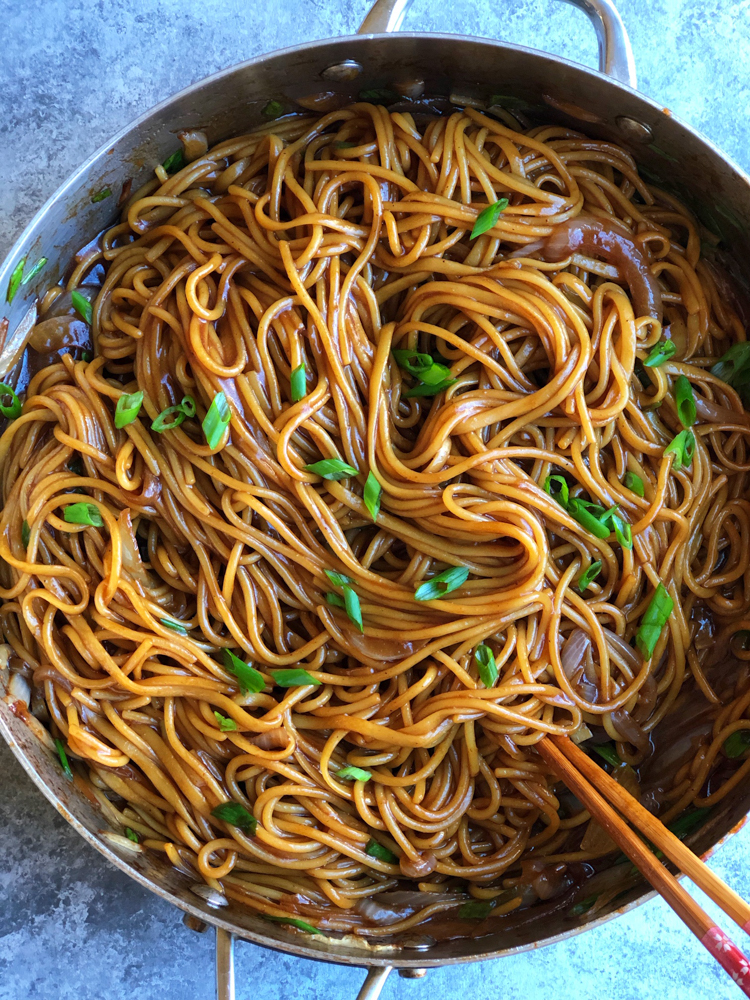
[[702, 926, 750, 997]]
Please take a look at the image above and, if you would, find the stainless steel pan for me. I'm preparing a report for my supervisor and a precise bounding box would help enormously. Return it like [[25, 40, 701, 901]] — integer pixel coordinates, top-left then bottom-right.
[[3, 1, 750, 997]]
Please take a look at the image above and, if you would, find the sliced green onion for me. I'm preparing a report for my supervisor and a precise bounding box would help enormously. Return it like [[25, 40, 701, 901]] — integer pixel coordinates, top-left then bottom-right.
[[160, 618, 189, 636], [644, 340, 676, 367], [325, 570, 353, 588], [125, 827, 139, 843], [151, 396, 195, 433], [403, 378, 456, 397], [71, 290, 93, 326], [305, 458, 359, 480], [81, 351, 92, 362], [325, 592, 346, 609], [623, 471, 644, 497], [635, 582, 673, 659], [364, 471, 381, 520], [566, 498, 611, 539], [63, 503, 104, 527], [674, 374, 696, 427], [474, 644, 498, 688], [724, 730, 750, 759], [21, 257, 47, 285], [324, 570, 363, 632], [262, 99, 284, 119], [358, 88, 399, 104], [663, 429, 695, 472], [91, 188, 112, 203], [459, 899, 495, 919], [115, 390, 144, 428], [270, 668, 321, 687], [162, 149, 186, 174], [222, 648, 265, 694], [0, 382, 22, 419], [601, 508, 633, 550], [577, 560, 602, 592], [711, 342, 750, 404], [569, 894, 598, 917], [336, 765, 372, 781], [414, 565, 470, 601], [203, 392, 231, 449], [6, 257, 25, 303], [592, 743, 621, 767], [211, 801, 257, 833], [290, 363, 307, 402], [213, 710, 238, 732], [22, 519, 30, 548], [392, 348, 434, 376], [544, 474, 569, 509], [471, 198, 509, 239], [365, 838, 398, 863], [263, 915, 321, 934], [55, 738, 73, 779], [668, 807, 712, 838]]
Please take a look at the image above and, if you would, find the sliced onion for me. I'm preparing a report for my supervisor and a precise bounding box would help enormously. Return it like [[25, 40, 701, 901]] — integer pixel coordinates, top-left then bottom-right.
[[190, 883, 228, 908], [355, 890, 448, 924], [100, 830, 143, 854], [395, 79, 425, 99], [610, 708, 650, 751], [178, 130, 209, 162], [28, 315, 91, 353], [251, 727, 289, 750], [694, 395, 750, 427], [117, 509, 156, 592], [560, 629, 598, 702], [603, 631, 640, 673], [399, 851, 437, 878], [8, 671, 30, 706], [520, 860, 573, 901]]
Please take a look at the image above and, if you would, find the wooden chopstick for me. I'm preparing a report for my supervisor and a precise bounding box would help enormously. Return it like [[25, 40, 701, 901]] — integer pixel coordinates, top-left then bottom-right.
[[538, 736, 750, 997], [553, 734, 750, 935]]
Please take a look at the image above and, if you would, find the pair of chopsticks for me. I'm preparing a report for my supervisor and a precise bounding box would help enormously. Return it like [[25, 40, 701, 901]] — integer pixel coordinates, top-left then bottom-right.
[[538, 735, 750, 997]]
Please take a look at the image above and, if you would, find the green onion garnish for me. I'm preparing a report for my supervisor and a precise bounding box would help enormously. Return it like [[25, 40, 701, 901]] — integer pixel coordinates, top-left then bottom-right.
[[203, 392, 231, 450], [325, 570, 352, 588], [222, 648, 265, 694], [592, 743, 621, 767], [290, 363, 307, 403], [566, 498, 611, 539], [474, 644, 498, 688], [305, 458, 359, 480], [7, 257, 26, 303], [0, 383, 23, 419], [115, 390, 144, 429], [668, 807, 712, 838], [71, 290, 93, 326], [601, 508, 633, 550], [544, 474, 570, 508], [91, 188, 112, 203], [414, 565, 470, 601], [644, 340, 676, 367], [364, 471, 381, 520], [323, 570, 363, 632], [459, 899, 495, 919], [125, 827, 139, 843], [663, 429, 695, 472], [336, 765, 372, 781], [214, 710, 238, 732], [403, 378, 456, 397], [577, 560, 602, 592], [623, 471, 644, 497], [21, 257, 47, 285], [263, 915, 321, 934], [63, 503, 104, 527], [358, 88, 399, 104], [711, 342, 750, 405], [22, 519, 30, 548], [326, 592, 345, 609], [724, 730, 750, 758], [471, 198, 510, 239], [569, 894, 598, 917], [674, 374, 696, 427], [261, 100, 284, 119], [211, 801, 257, 833], [55, 738, 73, 779], [365, 838, 398, 863], [162, 149, 186, 174], [160, 618, 189, 636], [270, 668, 321, 687], [151, 395, 196, 433], [635, 582, 673, 659], [81, 351, 92, 362]]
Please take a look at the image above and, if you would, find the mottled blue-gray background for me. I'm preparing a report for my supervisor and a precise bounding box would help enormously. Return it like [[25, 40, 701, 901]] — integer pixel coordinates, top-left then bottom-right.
[[2, 1, 750, 998]]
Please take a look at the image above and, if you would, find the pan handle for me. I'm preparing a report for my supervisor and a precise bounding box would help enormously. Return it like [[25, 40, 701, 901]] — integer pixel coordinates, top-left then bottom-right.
[[358, 0, 637, 88], [215, 927, 394, 1000]]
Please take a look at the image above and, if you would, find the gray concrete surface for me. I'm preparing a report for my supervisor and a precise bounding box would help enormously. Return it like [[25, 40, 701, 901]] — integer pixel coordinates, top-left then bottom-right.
[[2, 1, 750, 998]]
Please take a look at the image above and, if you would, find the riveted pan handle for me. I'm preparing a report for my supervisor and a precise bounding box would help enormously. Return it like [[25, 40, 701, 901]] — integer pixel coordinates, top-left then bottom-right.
[[215, 928, 394, 1000], [358, 0, 637, 88]]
